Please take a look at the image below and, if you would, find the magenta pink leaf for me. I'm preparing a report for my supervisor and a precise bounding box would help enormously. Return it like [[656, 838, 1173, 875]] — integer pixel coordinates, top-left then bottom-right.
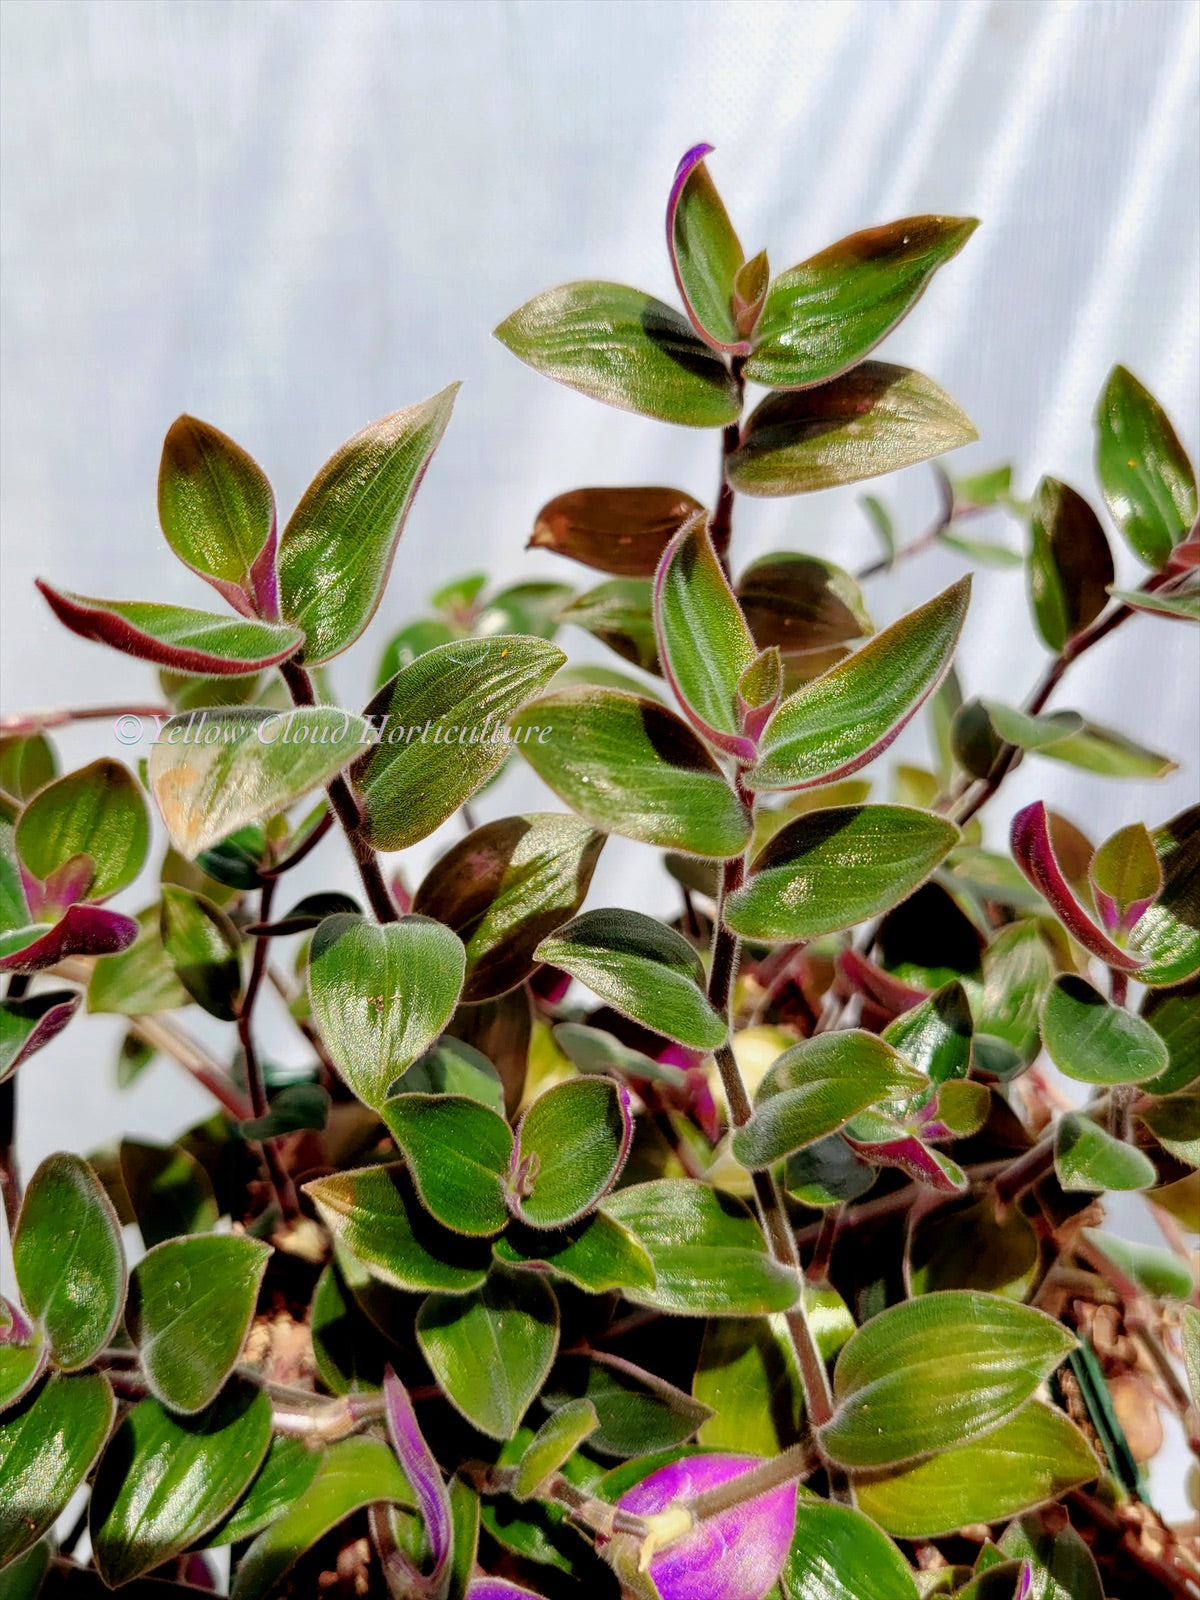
[[1010, 802, 1145, 971], [666, 145, 751, 356], [0, 906, 139, 973], [0, 988, 81, 1082], [836, 950, 930, 1016], [36, 582, 303, 676], [612, 1453, 797, 1600], [383, 1367, 452, 1583]]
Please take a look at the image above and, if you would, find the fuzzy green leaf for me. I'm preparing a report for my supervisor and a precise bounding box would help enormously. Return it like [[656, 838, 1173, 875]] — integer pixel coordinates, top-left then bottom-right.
[[149, 707, 367, 859], [495, 282, 741, 427], [278, 387, 459, 664], [308, 913, 466, 1109], [158, 415, 276, 610], [513, 1077, 633, 1229], [1095, 365, 1197, 568], [126, 1234, 270, 1414], [733, 1032, 925, 1168], [230, 1437, 413, 1600], [417, 1269, 560, 1440], [91, 1383, 272, 1586], [854, 1402, 1098, 1537], [727, 364, 977, 497], [602, 1179, 799, 1316], [745, 216, 976, 390], [746, 581, 970, 791], [513, 687, 751, 858], [726, 805, 959, 941], [14, 1153, 126, 1371], [354, 636, 566, 850], [535, 909, 726, 1050], [159, 885, 243, 1021], [382, 1094, 513, 1236], [15, 759, 148, 903], [0, 1372, 113, 1566], [304, 1164, 490, 1295], [820, 1292, 1076, 1468], [1040, 976, 1168, 1084]]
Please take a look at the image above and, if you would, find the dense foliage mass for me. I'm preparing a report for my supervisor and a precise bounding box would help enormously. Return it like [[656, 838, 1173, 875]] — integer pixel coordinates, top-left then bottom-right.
[[1, 145, 1198, 1600]]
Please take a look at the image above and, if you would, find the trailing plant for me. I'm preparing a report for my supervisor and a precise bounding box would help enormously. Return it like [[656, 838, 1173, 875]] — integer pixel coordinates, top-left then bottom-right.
[[1, 144, 1198, 1600]]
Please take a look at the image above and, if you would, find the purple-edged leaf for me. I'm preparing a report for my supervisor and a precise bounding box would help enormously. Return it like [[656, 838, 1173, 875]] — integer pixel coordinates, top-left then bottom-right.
[[0, 988, 80, 1081], [20, 854, 95, 920], [1010, 803, 1144, 971], [744, 216, 977, 390], [158, 415, 278, 617], [666, 143, 748, 352], [0, 905, 139, 973], [1095, 365, 1198, 569], [726, 805, 958, 942], [529, 485, 705, 578], [278, 386, 459, 665], [746, 580, 969, 791], [654, 513, 758, 757], [737, 648, 783, 745], [613, 1452, 797, 1600], [513, 687, 751, 858], [511, 1077, 633, 1229], [384, 1367, 452, 1584], [36, 583, 302, 675], [495, 281, 742, 428], [15, 758, 148, 903], [1026, 479, 1113, 651], [842, 1114, 967, 1193], [727, 364, 977, 497]]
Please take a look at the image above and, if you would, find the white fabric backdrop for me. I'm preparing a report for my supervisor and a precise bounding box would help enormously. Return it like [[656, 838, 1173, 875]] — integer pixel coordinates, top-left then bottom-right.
[[2, 0, 1198, 1503]]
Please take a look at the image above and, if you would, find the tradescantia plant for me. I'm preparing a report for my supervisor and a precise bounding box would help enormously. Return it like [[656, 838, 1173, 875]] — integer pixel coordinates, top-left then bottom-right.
[[1, 143, 1198, 1600]]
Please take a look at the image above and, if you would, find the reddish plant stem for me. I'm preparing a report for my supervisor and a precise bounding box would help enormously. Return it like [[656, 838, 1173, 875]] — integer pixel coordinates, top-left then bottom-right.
[[279, 661, 397, 923], [0, 704, 169, 736], [262, 807, 335, 877], [126, 1012, 254, 1121], [709, 841, 836, 1432], [708, 358, 745, 576], [949, 580, 1164, 827], [0, 976, 26, 1234], [855, 468, 958, 582], [993, 1135, 1056, 1206], [239, 881, 276, 1122], [237, 881, 300, 1222]]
